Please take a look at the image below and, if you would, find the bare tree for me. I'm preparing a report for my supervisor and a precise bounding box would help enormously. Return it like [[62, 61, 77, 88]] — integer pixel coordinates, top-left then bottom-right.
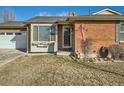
[[0, 8, 16, 23]]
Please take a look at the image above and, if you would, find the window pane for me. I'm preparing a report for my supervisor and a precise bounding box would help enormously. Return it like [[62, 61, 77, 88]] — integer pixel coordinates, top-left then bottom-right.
[[121, 24, 124, 32], [39, 26, 51, 41], [120, 33, 124, 41], [33, 26, 38, 41], [51, 26, 56, 41], [0, 32, 5, 35], [15, 33, 22, 35], [64, 27, 71, 46], [51, 35, 55, 41], [6, 33, 13, 35]]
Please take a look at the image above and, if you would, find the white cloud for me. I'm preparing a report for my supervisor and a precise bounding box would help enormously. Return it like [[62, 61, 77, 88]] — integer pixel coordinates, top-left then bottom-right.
[[37, 11, 69, 16], [56, 11, 69, 16], [38, 12, 52, 16]]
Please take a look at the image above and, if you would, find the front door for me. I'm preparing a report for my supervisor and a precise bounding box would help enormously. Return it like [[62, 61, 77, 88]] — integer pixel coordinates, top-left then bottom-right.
[[63, 26, 72, 48]]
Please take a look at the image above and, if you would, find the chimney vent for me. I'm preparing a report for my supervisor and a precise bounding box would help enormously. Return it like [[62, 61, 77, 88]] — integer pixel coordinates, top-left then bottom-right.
[[69, 12, 77, 16]]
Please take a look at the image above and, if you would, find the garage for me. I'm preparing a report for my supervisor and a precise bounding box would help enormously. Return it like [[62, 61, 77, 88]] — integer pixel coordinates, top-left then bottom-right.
[[0, 32, 27, 49], [0, 21, 27, 50]]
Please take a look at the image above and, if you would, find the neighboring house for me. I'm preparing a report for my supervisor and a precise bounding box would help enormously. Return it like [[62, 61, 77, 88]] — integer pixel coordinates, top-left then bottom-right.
[[0, 8, 124, 56]]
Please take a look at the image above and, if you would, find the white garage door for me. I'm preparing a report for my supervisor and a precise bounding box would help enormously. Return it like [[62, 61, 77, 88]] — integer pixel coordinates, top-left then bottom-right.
[[0, 32, 27, 49]]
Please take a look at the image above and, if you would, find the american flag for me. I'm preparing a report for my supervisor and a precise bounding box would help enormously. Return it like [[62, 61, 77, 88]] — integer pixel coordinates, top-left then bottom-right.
[[80, 23, 86, 42]]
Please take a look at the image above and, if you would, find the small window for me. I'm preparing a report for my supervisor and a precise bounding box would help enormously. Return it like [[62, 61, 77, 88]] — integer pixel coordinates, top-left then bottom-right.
[[120, 23, 124, 33], [6, 33, 13, 35], [119, 23, 124, 42], [0, 32, 5, 35], [15, 33, 22, 35], [120, 33, 124, 41]]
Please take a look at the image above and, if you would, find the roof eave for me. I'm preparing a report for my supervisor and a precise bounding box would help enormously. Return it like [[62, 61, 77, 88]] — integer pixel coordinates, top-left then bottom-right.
[[69, 17, 124, 21], [69, 19, 124, 21], [0, 26, 26, 29], [25, 21, 58, 24]]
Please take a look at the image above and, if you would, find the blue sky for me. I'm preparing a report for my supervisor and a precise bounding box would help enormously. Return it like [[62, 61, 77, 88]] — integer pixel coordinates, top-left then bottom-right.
[[0, 6, 124, 21]]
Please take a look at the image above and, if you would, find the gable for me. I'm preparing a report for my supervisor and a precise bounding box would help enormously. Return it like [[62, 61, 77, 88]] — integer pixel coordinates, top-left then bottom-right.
[[96, 10, 119, 15], [92, 8, 122, 15]]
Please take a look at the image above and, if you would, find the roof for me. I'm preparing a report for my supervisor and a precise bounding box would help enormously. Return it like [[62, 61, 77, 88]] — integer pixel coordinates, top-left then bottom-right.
[[69, 15, 124, 21], [0, 21, 25, 28], [26, 16, 68, 23], [92, 8, 122, 15], [1, 12, 124, 29]]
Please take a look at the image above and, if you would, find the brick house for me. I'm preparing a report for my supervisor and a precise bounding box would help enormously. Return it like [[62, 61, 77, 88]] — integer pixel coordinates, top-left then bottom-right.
[[0, 8, 124, 56]]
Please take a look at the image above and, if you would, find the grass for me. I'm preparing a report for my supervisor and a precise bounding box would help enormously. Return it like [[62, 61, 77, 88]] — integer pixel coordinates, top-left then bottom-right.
[[0, 55, 124, 85]]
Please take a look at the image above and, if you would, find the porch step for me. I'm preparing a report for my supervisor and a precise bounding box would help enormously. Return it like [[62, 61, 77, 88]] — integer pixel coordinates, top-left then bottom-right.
[[57, 51, 72, 56]]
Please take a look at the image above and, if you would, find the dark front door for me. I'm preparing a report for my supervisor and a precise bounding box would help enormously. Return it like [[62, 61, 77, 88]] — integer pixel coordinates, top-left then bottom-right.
[[63, 26, 71, 48]]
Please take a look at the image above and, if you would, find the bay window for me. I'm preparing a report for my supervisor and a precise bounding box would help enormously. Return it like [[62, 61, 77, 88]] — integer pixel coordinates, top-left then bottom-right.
[[33, 25, 56, 41]]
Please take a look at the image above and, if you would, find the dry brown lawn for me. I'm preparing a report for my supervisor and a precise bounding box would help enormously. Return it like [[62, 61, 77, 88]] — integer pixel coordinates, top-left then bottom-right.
[[0, 55, 124, 86]]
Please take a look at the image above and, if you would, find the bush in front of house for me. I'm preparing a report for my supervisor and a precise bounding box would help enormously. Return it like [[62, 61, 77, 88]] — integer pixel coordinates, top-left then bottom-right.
[[83, 38, 93, 62], [108, 44, 123, 60], [119, 52, 124, 60]]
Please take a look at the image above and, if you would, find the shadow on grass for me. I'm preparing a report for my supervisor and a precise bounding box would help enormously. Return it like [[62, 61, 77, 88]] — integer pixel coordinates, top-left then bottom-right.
[[70, 56, 124, 77], [82, 63, 124, 77]]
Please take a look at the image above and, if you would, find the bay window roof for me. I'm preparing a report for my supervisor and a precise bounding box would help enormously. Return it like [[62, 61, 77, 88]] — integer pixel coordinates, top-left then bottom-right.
[[26, 16, 68, 23]]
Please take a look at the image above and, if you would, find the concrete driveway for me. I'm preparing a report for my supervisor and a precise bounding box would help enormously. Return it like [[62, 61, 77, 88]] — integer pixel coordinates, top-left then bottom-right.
[[0, 49, 26, 64]]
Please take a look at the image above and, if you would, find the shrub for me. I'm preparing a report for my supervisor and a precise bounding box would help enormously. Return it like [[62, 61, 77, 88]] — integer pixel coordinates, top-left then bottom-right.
[[108, 44, 123, 60], [83, 38, 92, 61], [119, 52, 124, 60]]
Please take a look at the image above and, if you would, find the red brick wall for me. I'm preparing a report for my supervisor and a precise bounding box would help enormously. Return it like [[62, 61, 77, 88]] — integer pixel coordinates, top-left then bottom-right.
[[72, 24, 75, 52], [120, 43, 124, 48], [74, 20, 117, 54], [58, 24, 63, 50]]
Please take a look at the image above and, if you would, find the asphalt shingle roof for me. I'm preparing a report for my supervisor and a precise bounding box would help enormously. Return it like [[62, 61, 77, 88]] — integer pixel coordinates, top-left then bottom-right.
[[26, 16, 68, 23], [0, 21, 25, 28], [69, 15, 124, 20], [1, 15, 124, 29]]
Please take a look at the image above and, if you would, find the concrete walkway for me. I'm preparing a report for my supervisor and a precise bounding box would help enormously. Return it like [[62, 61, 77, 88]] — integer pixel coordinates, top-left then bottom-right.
[[0, 49, 26, 65]]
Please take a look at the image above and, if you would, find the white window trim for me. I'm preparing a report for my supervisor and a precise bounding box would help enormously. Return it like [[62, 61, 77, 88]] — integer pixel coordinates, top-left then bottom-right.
[[6, 32, 13, 35], [15, 32, 22, 35], [120, 31, 124, 34], [62, 26, 72, 48], [119, 41, 124, 43]]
